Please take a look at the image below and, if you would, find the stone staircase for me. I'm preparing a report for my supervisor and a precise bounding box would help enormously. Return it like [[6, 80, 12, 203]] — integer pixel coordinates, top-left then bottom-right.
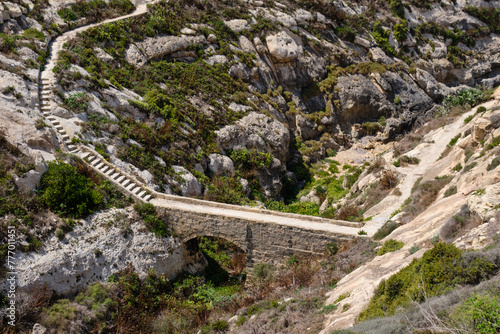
[[38, 76, 153, 202]]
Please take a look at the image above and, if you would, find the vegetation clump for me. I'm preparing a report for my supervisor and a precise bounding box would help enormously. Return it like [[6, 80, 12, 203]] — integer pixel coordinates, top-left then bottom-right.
[[377, 239, 404, 256], [359, 243, 497, 321]]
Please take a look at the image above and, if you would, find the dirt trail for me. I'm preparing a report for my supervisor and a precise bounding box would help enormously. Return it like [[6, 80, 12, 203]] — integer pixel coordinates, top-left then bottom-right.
[[42, 0, 156, 81], [362, 100, 498, 235]]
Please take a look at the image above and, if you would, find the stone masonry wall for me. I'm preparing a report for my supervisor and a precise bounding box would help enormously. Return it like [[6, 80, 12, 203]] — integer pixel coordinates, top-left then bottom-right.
[[157, 207, 356, 271]]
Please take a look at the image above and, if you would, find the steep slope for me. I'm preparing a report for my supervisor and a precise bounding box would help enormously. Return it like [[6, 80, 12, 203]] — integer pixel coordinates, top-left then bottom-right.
[[320, 90, 500, 332]]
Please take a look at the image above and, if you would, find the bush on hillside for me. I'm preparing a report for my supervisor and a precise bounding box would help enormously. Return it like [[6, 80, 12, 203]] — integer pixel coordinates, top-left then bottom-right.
[[359, 243, 497, 321], [39, 161, 102, 217]]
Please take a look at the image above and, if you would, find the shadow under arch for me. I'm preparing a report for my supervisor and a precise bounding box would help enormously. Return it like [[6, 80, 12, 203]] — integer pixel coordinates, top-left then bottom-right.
[[182, 234, 247, 285]]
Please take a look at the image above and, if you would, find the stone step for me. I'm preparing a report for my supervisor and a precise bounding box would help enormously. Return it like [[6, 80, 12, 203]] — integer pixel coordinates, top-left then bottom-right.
[[134, 187, 143, 195], [81, 152, 91, 159], [105, 168, 115, 176], [144, 194, 152, 201], [62, 135, 70, 141], [88, 156, 98, 164], [41, 106, 51, 110], [121, 179, 131, 187], [126, 183, 136, 191], [91, 159, 101, 167], [67, 144, 76, 150], [100, 165, 110, 173], [138, 190, 147, 198], [111, 172, 121, 179], [116, 175, 126, 183]]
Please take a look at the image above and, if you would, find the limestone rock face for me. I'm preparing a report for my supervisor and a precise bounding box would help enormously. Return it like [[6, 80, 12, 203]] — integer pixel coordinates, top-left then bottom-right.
[[208, 153, 235, 177], [173, 165, 203, 197], [14, 154, 47, 192], [125, 35, 207, 67], [414, 68, 451, 100], [294, 9, 313, 24], [266, 31, 299, 63], [0, 69, 37, 108], [337, 74, 392, 124], [468, 183, 500, 222], [100, 86, 142, 116], [10, 208, 207, 295], [216, 112, 290, 166]]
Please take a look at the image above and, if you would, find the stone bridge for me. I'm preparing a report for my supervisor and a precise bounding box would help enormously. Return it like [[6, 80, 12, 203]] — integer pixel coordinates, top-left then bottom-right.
[[153, 195, 362, 271]]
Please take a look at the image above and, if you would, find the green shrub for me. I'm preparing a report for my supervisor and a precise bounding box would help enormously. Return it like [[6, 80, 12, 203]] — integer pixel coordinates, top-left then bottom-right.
[[359, 243, 497, 321], [464, 115, 474, 124], [377, 239, 404, 256], [327, 242, 339, 256], [393, 21, 408, 42], [253, 263, 275, 282], [373, 221, 398, 240], [456, 292, 500, 334], [409, 244, 419, 254], [487, 156, 500, 171], [447, 133, 462, 148], [287, 201, 320, 216], [452, 163, 462, 172], [211, 319, 229, 331], [393, 155, 419, 167], [443, 88, 491, 108], [39, 161, 102, 217], [486, 137, 500, 150], [229, 149, 272, 170], [133, 202, 170, 237], [444, 185, 457, 197], [335, 25, 356, 42], [63, 92, 91, 112], [204, 176, 246, 205], [362, 122, 382, 135]]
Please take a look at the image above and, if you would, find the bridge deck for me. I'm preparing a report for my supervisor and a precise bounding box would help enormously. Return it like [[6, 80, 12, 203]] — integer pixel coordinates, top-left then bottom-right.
[[151, 197, 363, 236]]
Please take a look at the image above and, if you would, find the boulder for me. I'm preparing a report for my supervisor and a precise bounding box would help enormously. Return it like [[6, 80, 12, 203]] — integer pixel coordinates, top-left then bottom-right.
[[414, 68, 450, 99], [125, 35, 207, 67], [205, 55, 228, 66], [94, 47, 114, 63], [216, 112, 290, 166], [300, 189, 321, 205], [208, 154, 235, 177], [4, 2, 23, 18], [173, 166, 203, 197], [467, 183, 500, 222], [336, 74, 393, 124], [224, 19, 250, 33], [32, 324, 47, 334], [266, 31, 299, 62], [14, 155, 47, 192], [229, 63, 251, 81], [294, 9, 313, 25]]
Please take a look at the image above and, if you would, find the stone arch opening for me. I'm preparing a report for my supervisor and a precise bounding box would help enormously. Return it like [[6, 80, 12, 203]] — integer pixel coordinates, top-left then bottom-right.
[[183, 235, 247, 284]]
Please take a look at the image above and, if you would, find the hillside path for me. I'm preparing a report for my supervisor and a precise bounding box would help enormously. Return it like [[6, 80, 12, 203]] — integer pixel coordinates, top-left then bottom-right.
[[362, 100, 498, 234]]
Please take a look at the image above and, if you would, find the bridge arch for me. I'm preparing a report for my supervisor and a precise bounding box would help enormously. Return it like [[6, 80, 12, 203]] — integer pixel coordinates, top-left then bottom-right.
[[158, 206, 356, 274]]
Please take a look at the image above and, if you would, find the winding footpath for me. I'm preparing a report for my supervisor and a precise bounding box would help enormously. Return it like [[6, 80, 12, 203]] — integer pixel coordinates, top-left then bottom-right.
[[37, 1, 363, 236]]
